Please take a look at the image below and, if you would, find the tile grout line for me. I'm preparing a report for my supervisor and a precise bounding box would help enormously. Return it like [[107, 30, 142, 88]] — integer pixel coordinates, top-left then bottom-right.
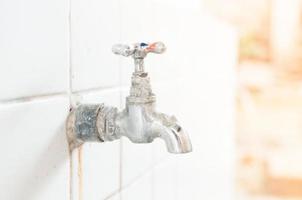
[[103, 155, 168, 200], [117, 0, 123, 199], [0, 79, 176, 106], [73, 85, 123, 95], [151, 148, 155, 200], [104, 157, 168, 200], [0, 85, 126, 106], [103, 163, 155, 199], [66, 1, 79, 200], [0, 92, 68, 106], [67, 0, 73, 107]]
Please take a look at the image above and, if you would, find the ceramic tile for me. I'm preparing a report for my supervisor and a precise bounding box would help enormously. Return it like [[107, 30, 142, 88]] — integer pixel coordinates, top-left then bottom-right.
[[121, 137, 154, 186], [0, 96, 70, 200], [121, 171, 153, 200], [174, 43, 236, 200], [106, 194, 121, 200], [153, 159, 178, 200], [81, 141, 120, 200], [77, 88, 121, 107], [71, 0, 121, 91], [0, 0, 69, 100]]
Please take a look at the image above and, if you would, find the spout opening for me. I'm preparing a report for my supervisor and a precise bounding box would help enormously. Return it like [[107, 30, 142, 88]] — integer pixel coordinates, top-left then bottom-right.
[[160, 124, 192, 154]]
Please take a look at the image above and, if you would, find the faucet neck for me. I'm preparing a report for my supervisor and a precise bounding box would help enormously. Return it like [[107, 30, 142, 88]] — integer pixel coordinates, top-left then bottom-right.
[[127, 73, 156, 104], [134, 58, 145, 74]]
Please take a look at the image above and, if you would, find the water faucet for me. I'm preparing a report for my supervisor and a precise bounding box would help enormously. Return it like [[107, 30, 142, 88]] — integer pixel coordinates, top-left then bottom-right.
[[66, 42, 192, 154]]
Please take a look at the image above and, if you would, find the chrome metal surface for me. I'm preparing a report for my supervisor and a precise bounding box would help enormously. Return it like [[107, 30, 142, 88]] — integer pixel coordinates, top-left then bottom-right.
[[66, 42, 192, 154]]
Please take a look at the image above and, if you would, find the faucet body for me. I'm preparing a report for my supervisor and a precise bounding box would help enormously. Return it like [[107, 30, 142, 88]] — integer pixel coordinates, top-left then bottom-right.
[[66, 42, 192, 154]]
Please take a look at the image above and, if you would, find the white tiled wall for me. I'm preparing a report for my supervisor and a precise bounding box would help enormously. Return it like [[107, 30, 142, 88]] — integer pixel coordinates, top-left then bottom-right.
[[0, 0, 237, 199], [0, 0, 69, 100], [0, 97, 70, 200], [71, 0, 121, 91]]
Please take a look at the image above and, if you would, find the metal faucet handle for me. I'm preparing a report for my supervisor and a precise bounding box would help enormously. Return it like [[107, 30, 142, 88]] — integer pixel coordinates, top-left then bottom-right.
[[112, 42, 166, 74], [112, 42, 166, 58]]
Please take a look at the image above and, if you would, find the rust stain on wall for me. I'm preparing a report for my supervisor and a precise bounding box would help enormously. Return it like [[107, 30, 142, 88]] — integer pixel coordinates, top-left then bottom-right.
[[78, 146, 83, 200]]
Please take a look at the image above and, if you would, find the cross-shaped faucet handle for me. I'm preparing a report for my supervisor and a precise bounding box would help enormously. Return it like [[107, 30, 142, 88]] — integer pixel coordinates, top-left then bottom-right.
[[112, 42, 166, 58], [112, 42, 166, 74]]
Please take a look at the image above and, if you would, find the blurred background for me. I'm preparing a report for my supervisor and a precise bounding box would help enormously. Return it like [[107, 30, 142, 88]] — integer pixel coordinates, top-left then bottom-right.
[[204, 0, 302, 199]]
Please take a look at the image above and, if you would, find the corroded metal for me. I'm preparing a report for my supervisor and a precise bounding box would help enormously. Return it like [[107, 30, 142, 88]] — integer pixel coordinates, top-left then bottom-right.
[[75, 104, 103, 142], [66, 42, 192, 154], [66, 105, 103, 149], [67, 104, 120, 148]]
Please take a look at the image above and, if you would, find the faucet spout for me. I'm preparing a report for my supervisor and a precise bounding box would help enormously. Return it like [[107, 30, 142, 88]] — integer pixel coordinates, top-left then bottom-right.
[[151, 114, 192, 154], [160, 124, 192, 154]]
